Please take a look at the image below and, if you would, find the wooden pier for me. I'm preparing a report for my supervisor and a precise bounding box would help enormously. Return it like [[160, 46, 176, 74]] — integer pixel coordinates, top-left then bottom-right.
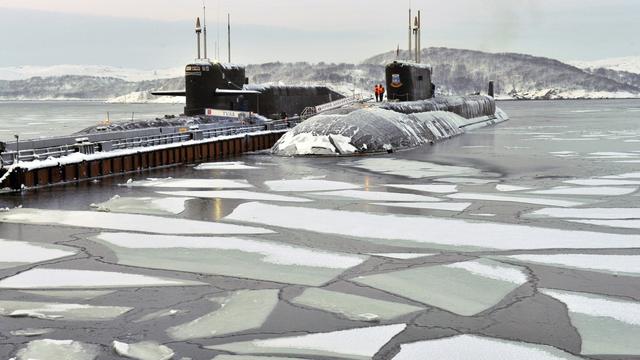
[[0, 130, 284, 191]]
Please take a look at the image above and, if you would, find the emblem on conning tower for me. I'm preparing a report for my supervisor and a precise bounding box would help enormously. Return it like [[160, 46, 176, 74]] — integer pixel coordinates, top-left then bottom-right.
[[391, 74, 403, 88]]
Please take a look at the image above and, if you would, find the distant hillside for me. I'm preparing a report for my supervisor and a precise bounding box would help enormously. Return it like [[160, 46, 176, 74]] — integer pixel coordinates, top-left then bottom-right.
[[363, 48, 640, 99], [1, 48, 639, 101], [570, 56, 640, 75]]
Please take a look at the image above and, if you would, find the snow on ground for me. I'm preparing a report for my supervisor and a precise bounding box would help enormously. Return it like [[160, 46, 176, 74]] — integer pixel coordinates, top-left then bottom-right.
[[504, 254, 640, 277], [392, 334, 582, 360], [386, 184, 458, 194], [207, 324, 407, 360], [264, 179, 360, 192], [90, 196, 190, 215], [105, 91, 185, 104], [371, 202, 471, 212], [496, 184, 532, 192], [530, 207, 640, 219], [291, 288, 423, 322], [542, 289, 640, 355], [345, 158, 488, 179], [354, 259, 527, 316], [17, 290, 114, 300], [530, 186, 637, 196], [14, 339, 100, 360], [93, 232, 366, 286], [446, 193, 585, 207], [112, 341, 174, 360], [570, 56, 640, 74], [123, 178, 253, 189], [0, 269, 204, 289], [0, 239, 76, 269], [224, 202, 640, 251], [0, 208, 271, 235], [156, 190, 311, 203], [194, 161, 261, 170], [0, 300, 132, 321], [167, 290, 279, 340], [311, 190, 442, 202]]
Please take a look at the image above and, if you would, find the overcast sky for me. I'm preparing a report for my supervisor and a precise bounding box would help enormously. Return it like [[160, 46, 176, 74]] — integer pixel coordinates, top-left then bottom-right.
[[0, 0, 638, 68]]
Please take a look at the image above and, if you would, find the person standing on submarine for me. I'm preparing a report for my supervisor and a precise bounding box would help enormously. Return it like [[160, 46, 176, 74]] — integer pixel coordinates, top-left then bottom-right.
[[374, 84, 380, 102], [379, 84, 385, 102]]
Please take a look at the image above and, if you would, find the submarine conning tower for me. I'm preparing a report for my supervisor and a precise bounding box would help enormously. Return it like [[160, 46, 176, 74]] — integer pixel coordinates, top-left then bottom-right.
[[184, 61, 247, 116], [385, 61, 434, 102]]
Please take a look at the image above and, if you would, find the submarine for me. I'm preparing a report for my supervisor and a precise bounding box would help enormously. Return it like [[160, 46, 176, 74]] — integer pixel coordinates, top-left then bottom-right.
[[151, 16, 344, 120], [271, 9, 509, 156]]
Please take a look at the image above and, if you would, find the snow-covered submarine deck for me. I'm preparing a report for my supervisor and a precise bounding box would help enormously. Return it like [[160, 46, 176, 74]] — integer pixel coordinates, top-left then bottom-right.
[[272, 95, 508, 156]]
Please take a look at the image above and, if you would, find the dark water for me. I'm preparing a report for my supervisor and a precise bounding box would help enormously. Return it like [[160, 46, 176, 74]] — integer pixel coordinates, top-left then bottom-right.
[[0, 99, 640, 359]]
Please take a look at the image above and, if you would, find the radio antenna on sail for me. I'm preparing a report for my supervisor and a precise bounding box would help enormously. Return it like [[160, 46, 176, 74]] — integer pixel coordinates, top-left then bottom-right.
[[203, 0, 208, 59]]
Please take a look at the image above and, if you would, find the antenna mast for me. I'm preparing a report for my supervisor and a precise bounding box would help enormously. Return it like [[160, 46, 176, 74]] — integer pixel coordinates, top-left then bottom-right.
[[408, 8, 412, 61], [227, 13, 231, 63], [203, 1, 208, 59]]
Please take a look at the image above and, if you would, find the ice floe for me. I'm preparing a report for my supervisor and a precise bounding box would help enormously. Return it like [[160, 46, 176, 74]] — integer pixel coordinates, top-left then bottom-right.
[[14, 339, 100, 360], [213, 356, 307, 360], [0, 300, 132, 321], [291, 288, 423, 321], [0, 269, 203, 289], [123, 178, 253, 189], [9, 328, 54, 337], [133, 308, 184, 323], [167, 289, 279, 340], [0, 238, 76, 269], [225, 202, 640, 251], [530, 186, 637, 196], [345, 158, 487, 179], [447, 193, 584, 207], [368, 253, 436, 259], [0, 208, 271, 235], [392, 334, 582, 360], [112, 341, 174, 360], [208, 324, 407, 359], [354, 259, 527, 316], [530, 207, 640, 219], [90, 196, 190, 215], [156, 190, 311, 203], [542, 289, 640, 355], [496, 184, 532, 192], [434, 177, 499, 185], [386, 184, 458, 194], [602, 172, 640, 179], [264, 179, 360, 192], [569, 219, 640, 229], [312, 190, 442, 202], [93, 232, 366, 286], [564, 179, 640, 186], [194, 161, 260, 170], [18, 290, 114, 300], [504, 254, 640, 276], [371, 202, 471, 212]]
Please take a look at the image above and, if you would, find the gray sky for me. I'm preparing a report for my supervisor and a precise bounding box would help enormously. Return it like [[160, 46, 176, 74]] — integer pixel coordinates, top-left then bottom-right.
[[0, 0, 637, 68]]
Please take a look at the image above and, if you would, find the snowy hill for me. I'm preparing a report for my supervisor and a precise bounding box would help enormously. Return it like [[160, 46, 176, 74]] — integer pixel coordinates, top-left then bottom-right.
[[363, 48, 640, 99], [570, 56, 640, 75], [1, 49, 639, 101], [0, 64, 182, 82]]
